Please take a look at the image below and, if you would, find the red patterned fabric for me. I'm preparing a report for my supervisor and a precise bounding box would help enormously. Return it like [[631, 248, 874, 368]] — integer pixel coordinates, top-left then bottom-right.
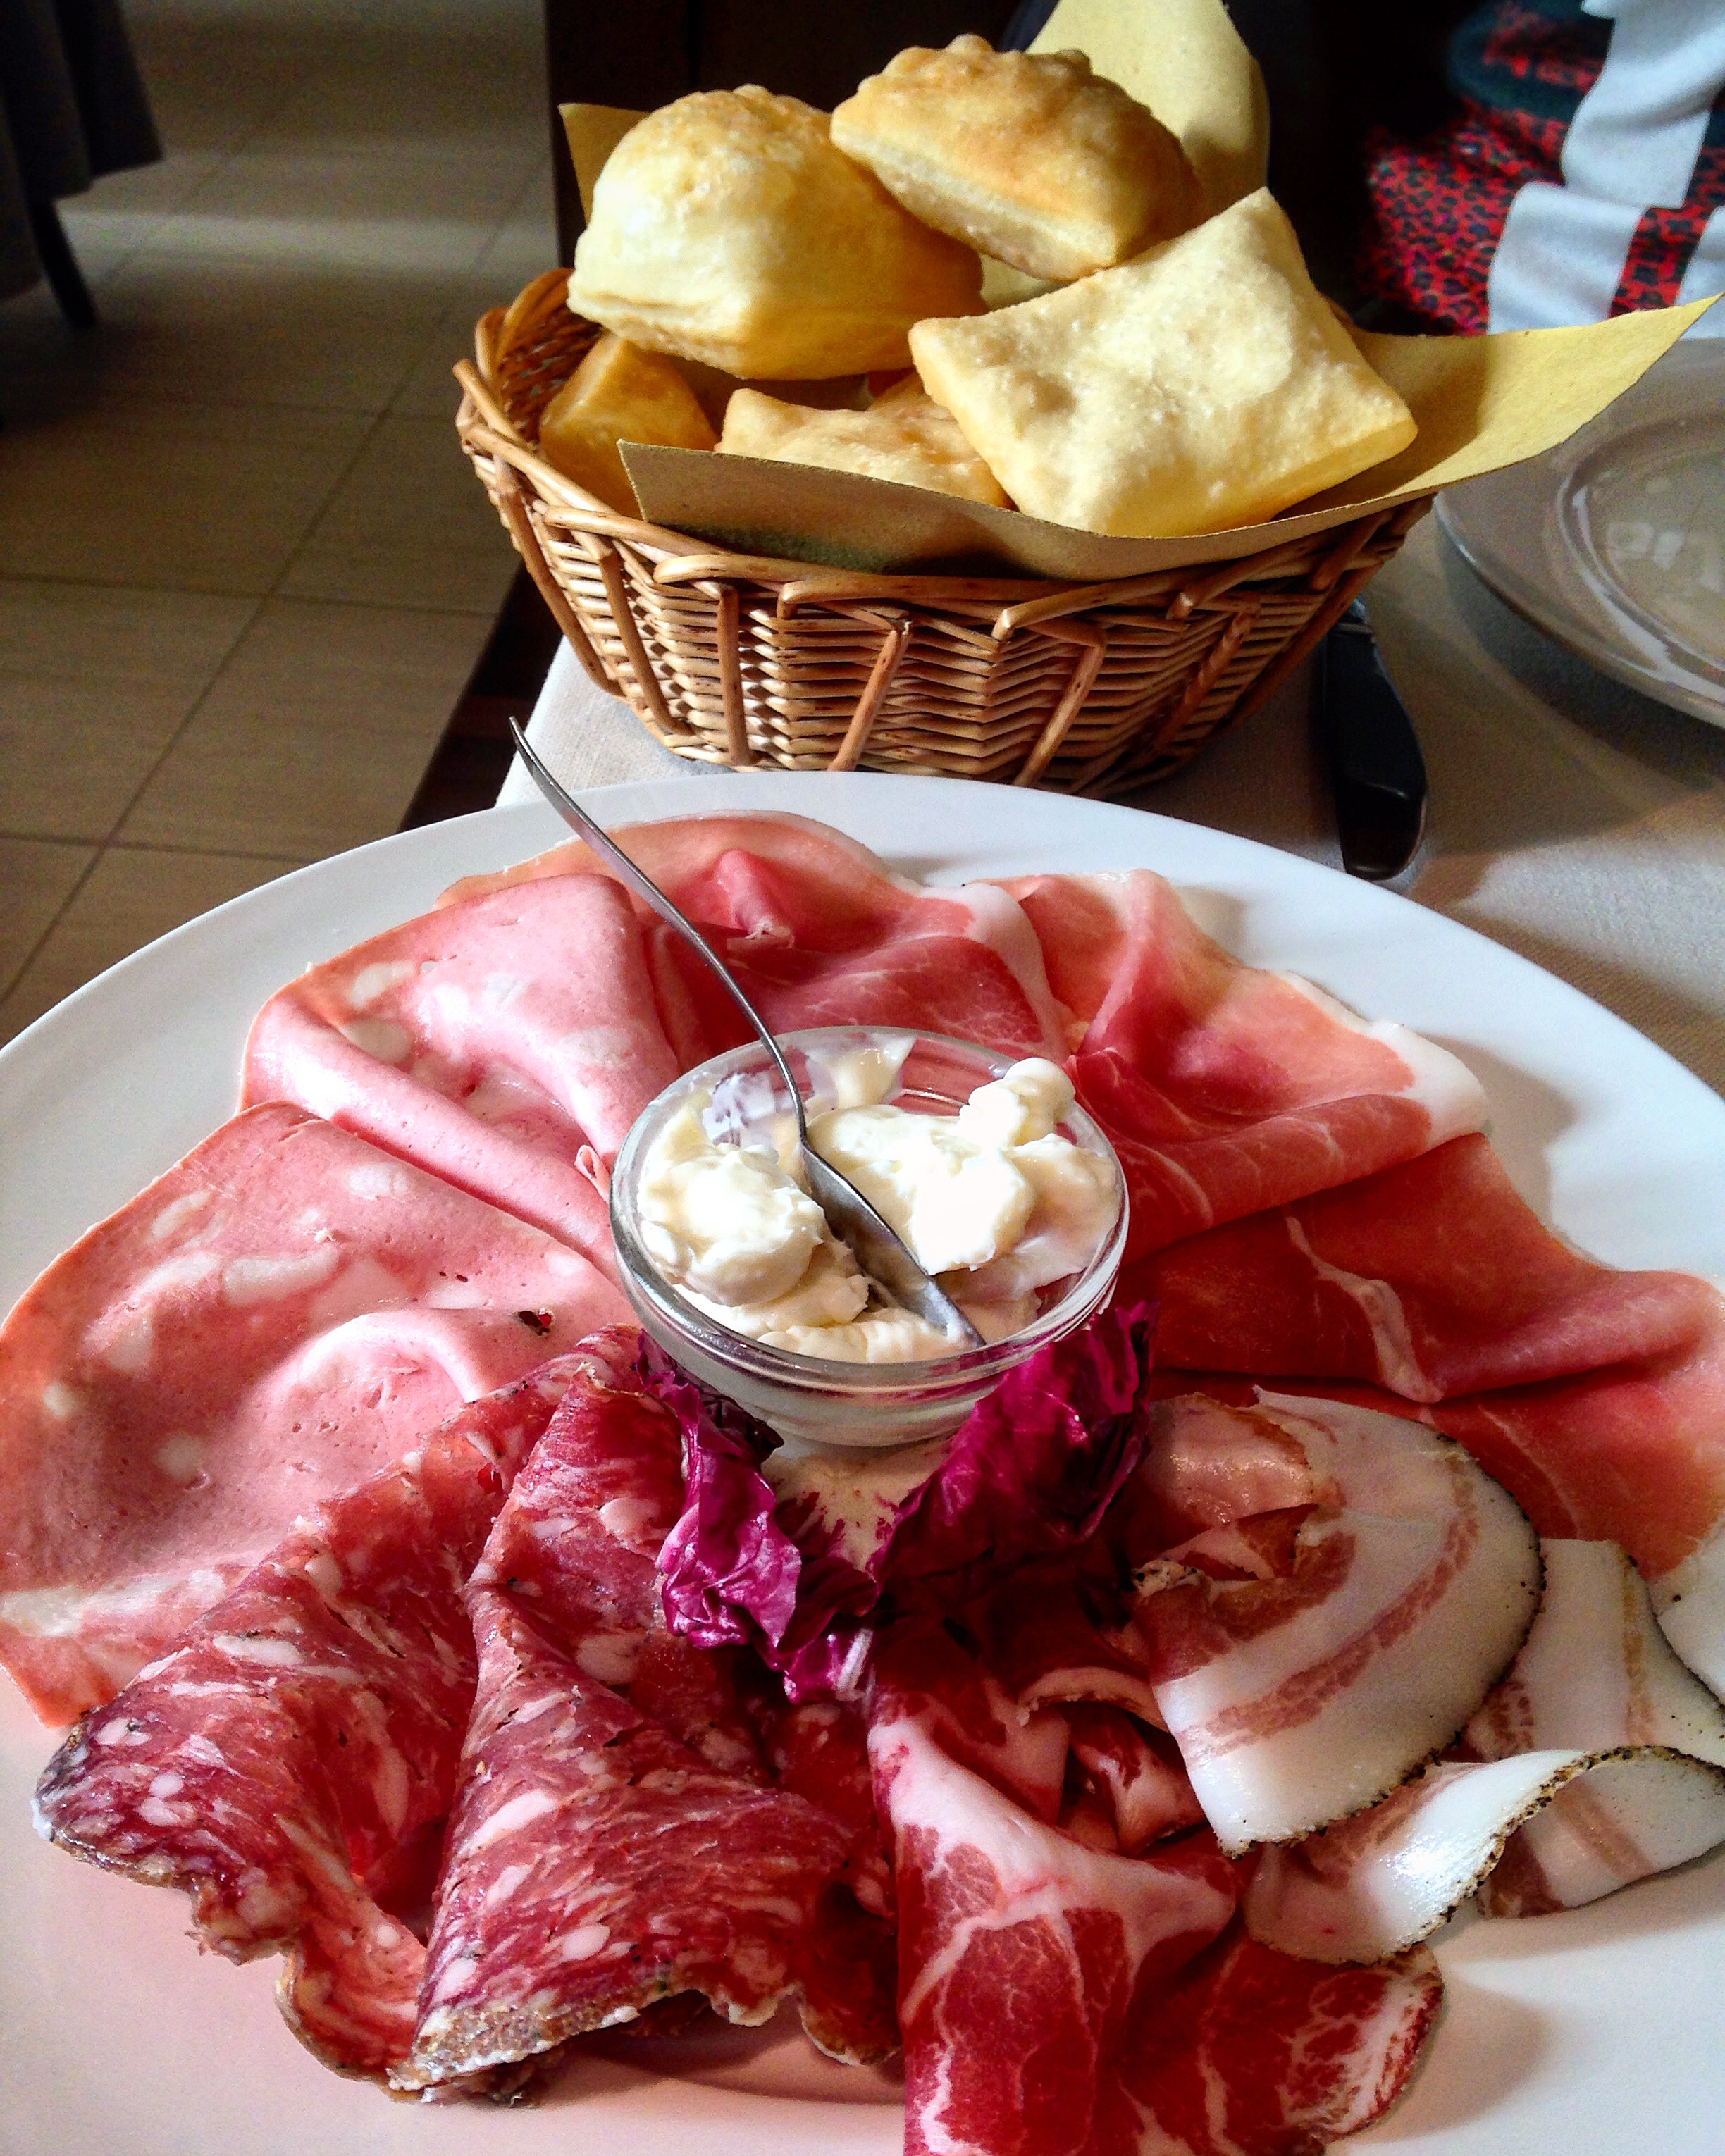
[[1352, 0, 1722, 334]]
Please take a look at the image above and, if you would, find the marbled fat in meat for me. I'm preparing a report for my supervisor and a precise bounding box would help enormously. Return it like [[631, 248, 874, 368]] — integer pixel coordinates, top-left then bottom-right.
[[33, 1363, 574, 2079]]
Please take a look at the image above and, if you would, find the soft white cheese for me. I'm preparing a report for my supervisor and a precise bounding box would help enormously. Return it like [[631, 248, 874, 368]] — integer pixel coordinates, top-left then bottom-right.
[[634, 1056, 1115, 1365]]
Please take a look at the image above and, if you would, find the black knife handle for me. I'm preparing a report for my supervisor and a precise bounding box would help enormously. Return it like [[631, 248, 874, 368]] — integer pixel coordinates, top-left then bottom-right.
[[1317, 607, 1428, 881]]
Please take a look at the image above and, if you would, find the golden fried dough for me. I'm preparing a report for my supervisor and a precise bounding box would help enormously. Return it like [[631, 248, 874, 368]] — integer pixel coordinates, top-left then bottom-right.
[[718, 377, 1010, 505], [910, 190, 1418, 538], [831, 35, 1200, 284], [568, 87, 982, 379], [536, 333, 716, 512]]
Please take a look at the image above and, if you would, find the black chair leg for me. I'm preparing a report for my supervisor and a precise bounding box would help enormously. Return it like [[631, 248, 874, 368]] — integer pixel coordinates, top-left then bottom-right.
[[27, 199, 99, 330]]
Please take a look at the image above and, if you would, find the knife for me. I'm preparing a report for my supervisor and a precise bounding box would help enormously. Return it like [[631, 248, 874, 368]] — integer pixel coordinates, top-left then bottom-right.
[[1316, 602, 1428, 881]]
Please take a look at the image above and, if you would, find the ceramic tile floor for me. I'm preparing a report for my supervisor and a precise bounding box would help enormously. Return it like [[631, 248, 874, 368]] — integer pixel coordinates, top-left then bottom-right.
[[0, 0, 555, 1045]]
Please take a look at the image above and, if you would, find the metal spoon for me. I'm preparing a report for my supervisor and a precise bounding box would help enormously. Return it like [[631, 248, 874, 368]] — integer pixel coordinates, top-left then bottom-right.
[[509, 722, 986, 1348]]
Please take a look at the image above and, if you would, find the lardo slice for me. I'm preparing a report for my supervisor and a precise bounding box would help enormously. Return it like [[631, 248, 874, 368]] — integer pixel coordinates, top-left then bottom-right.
[[33, 1363, 574, 2081], [0, 1102, 626, 1722]]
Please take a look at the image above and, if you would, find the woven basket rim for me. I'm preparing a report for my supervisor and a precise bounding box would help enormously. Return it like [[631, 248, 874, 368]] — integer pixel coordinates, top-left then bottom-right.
[[455, 268, 1426, 605]]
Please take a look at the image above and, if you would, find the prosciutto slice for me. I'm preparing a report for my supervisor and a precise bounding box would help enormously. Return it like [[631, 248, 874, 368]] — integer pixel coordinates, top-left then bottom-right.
[[1137, 1135, 1722, 1404], [0, 1103, 624, 1723], [400, 1341, 863, 2094], [1130, 1394, 1540, 1851], [32, 1363, 572, 2079], [242, 869, 681, 1266], [438, 812, 1070, 1062], [998, 869, 1484, 1257]]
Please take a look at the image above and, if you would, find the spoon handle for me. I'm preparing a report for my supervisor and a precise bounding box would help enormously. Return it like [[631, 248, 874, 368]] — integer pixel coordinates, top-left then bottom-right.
[[509, 722, 806, 1137]]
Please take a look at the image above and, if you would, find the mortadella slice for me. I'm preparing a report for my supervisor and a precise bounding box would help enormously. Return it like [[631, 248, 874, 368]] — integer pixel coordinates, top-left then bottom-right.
[[0, 1102, 626, 1722], [243, 869, 682, 1266], [438, 812, 1071, 1062], [33, 1363, 574, 2080], [998, 868, 1485, 1256]]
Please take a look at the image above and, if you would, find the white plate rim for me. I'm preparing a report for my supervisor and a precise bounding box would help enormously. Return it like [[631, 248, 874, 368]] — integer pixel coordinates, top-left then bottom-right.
[[2, 771, 1722, 2156]]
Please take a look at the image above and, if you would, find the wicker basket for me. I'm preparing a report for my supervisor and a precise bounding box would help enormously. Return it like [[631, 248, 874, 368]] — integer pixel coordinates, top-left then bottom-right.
[[455, 269, 1427, 793]]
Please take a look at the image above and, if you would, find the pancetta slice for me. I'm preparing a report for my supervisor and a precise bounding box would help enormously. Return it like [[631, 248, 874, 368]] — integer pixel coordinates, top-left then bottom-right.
[[0, 1103, 625, 1723], [243, 869, 683, 1266], [1432, 1329, 1725, 1695], [1132, 1394, 1541, 1851], [438, 812, 1070, 1062], [869, 1628, 1241, 2156], [1463, 1537, 1725, 1914], [399, 1347, 860, 2093], [998, 869, 1484, 1256], [1244, 1747, 1725, 1962], [32, 1363, 573, 2079]]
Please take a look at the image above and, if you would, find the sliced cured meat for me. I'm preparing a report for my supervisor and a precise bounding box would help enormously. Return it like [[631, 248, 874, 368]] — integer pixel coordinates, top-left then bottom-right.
[[869, 1629, 1240, 2156], [243, 869, 681, 1265], [1461, 1540, 1725, 1766], [1247, 1747, 1725, 1960], [32, 1364, 573, 2079], [400, 1346, 860, 2093], [767, 1696, 901, 2063], [1132, 1394, 1540, 1851], [1137, 1134, 1721, 1404], [999, 869, 1484, 1256], [439, 812, 1070, 1062], [1063, 1704, 1206, 1851], [0, 1103, 625, 1723], [1461, 1538, 1725, 1916], [1120, 1932, 1442, 2155], [1430, 1332, 1725, 1694]]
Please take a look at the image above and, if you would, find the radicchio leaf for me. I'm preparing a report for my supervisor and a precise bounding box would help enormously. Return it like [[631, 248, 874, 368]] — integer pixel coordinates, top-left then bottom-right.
[[650, 1304, 1158, 1697]]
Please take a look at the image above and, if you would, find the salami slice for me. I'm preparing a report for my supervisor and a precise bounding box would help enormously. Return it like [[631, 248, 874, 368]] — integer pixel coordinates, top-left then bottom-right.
[[398, 1344, 866, 2094], [32, 1362, 574, 2079], [0, 1102, 624, 1723]]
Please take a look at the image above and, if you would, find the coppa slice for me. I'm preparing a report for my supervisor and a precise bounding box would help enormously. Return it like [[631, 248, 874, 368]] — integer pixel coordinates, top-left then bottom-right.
[[998, 869, 1485, 1257], [437, 812, 1071, 1065], [1132, 1394, 1541, 1851], [400, 1344, 865, 2093], [243, 869, 681, 1266], [0, 1102, 625, 1723], [869, 1625, 1241, 2156], [33, 1363, 574, 2080]]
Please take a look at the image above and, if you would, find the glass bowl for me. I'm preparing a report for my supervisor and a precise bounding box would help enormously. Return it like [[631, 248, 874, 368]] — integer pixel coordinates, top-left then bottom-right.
[[608, 1027, 1127, 1450]]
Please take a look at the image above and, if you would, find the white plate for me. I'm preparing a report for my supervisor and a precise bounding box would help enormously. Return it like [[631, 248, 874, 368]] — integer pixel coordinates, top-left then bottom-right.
[[1438, 342, 1725, 726], [3, 773, 1722, 2156]]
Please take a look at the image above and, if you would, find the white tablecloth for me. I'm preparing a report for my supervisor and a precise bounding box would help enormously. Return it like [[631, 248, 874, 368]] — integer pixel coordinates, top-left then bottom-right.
[[502, 514, 1725, 1094]]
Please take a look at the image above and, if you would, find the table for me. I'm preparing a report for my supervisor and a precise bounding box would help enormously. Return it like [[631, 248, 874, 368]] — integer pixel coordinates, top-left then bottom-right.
[[505, 511, 1725, 1096]]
